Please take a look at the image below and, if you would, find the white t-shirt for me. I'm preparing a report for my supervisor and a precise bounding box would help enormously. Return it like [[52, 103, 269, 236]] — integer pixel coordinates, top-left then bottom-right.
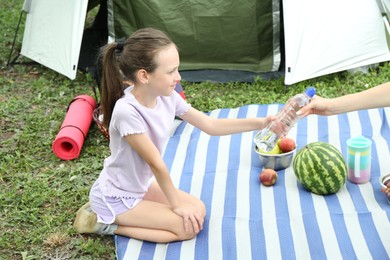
[[97, 86, 191, 198]]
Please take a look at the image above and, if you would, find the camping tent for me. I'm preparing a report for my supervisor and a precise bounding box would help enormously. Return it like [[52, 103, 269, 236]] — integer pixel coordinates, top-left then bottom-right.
[[18, 0, 390, 84], [106, 0, 281, 73], [283, 0, 390, 84], [20, 0, 89, 80]]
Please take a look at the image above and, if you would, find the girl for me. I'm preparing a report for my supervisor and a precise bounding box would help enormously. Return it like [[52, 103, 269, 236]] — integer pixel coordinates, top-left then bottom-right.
[[74, 28, 273, 243]]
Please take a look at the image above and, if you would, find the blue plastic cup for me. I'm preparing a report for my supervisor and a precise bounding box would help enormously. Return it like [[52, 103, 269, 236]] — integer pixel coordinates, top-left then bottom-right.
[[346, 135, 372, 184]]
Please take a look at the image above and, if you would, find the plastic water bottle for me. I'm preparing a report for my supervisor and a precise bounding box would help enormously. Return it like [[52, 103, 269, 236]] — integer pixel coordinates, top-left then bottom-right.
[[254, 86, 316, 152]]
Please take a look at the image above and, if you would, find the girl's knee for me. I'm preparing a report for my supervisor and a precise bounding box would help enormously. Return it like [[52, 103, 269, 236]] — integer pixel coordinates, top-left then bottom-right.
[[175, 218, 203, 241], [198, 200, 206, 217], [177, 229, 198, 241]]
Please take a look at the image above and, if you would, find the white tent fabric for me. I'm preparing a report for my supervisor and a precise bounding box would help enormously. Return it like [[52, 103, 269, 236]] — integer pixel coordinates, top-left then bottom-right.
[[283, 0, 390, 85], [20, 0, 88, 80]]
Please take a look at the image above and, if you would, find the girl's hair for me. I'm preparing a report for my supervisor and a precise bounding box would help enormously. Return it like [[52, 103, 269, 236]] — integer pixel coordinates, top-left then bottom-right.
[[99, 28, 174, 128]]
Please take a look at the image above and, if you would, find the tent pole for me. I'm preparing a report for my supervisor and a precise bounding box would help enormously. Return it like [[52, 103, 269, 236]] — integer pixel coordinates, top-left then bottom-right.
[[7, 10, 25, 67]]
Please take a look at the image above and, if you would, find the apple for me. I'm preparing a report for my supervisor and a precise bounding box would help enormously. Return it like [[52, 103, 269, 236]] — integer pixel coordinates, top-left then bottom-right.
[[278, 137, 296, 153], [259, 169, 278, 186], [257, 143, 282, 154]]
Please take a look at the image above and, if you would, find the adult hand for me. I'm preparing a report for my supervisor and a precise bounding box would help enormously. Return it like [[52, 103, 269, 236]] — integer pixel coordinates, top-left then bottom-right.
[[297, 95, 333, 117]]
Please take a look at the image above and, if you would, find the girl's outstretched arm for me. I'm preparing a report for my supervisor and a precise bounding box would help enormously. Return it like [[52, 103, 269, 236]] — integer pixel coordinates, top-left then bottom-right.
[[180, 107, 273, 136]]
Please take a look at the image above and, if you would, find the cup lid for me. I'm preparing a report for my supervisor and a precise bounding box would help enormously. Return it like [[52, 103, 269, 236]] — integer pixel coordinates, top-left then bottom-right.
[[347, 135, 372, 148]]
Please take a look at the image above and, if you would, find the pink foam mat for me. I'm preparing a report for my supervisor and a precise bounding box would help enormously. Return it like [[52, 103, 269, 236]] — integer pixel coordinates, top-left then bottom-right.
[[52, 95, 96, 160]]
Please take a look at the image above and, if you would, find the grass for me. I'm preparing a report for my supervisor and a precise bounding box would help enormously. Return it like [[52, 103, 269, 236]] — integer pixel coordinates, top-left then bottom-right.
[[1, 1, 389, 259]]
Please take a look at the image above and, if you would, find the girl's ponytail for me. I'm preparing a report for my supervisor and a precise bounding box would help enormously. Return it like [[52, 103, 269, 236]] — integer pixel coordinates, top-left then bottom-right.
[[99, 43, 124, 128]]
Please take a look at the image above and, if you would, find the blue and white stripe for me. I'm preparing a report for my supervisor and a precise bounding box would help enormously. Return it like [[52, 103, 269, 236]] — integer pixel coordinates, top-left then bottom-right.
[[116, 105, 390, 260]]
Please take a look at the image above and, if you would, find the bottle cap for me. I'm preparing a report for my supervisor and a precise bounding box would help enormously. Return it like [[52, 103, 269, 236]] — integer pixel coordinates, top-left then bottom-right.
[[305, 86, 316, 98]]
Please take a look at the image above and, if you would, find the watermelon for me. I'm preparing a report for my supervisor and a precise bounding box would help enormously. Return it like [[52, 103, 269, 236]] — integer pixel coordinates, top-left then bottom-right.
[[293, 142, 347, 195]]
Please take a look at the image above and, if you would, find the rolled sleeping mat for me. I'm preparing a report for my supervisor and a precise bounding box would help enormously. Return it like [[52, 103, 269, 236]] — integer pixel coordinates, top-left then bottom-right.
[[52, 95, 97, 160]]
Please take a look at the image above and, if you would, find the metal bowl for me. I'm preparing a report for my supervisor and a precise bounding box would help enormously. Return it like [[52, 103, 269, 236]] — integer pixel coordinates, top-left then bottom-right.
[[255, 146, 296, 171], [379, 173, 390, 204]]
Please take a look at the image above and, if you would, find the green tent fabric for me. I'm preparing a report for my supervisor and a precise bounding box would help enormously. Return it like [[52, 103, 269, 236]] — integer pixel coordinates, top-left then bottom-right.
[[107, 0, 281, 73]]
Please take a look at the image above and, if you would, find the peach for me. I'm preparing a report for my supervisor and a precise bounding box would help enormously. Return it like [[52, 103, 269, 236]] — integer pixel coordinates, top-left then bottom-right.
[[278, 137, 296, 153], [259, 169, 278, 186]]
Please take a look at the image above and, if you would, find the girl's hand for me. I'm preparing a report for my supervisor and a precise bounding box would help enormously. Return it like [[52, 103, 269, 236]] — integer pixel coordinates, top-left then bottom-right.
[[173, 203, 204, 233], [258, 114, 276, 129]]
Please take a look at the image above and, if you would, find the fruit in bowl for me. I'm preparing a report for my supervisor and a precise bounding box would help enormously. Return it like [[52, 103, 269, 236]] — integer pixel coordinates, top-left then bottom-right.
[[255, 137, 296, 171], [380, 173, 390, 203], [278, 137, 296, 153], [255, 137, 296, 155], [257, 142, 282, 154]]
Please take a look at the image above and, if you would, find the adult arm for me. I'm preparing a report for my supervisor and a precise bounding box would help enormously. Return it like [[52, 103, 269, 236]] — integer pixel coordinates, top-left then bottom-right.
[[298, 82, 390, 117]]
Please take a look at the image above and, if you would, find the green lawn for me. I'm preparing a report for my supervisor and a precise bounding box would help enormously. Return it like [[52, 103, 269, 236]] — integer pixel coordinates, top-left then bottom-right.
[[1, 1, 389, 259]]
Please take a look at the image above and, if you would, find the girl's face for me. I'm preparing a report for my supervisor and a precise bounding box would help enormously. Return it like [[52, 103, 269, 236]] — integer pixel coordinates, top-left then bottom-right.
[[147, 44, 181, 96]]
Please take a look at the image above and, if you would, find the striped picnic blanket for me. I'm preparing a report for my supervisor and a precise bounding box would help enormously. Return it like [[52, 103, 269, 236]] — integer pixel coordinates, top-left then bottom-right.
[[115, 104, 390, 260]]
